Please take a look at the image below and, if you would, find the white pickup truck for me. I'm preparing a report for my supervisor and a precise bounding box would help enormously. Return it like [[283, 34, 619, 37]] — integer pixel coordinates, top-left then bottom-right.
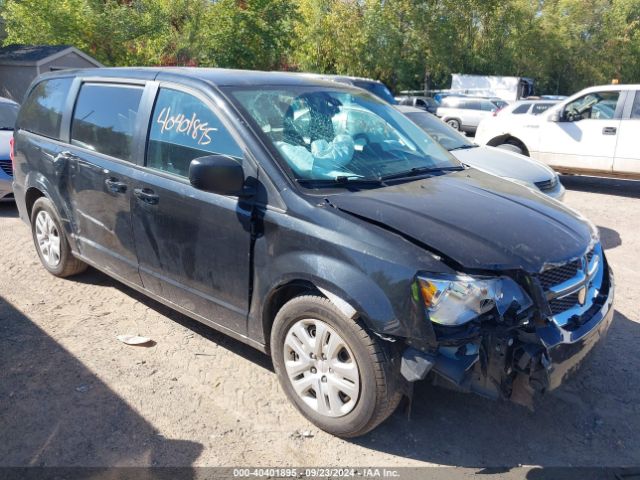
[[474, 84, 640, 178]]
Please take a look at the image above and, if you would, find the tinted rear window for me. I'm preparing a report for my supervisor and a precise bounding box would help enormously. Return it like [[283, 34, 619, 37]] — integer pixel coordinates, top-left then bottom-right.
[[71, 83, 144, 162], [632, 92, 640, 119], [532, 103, 554, 115], [18, 78, 72, 139], [512, 103, 531, 114]]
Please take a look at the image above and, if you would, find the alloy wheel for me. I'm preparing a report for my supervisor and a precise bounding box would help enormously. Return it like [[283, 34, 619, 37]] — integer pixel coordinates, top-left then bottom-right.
[[35, 210, 61, 267]]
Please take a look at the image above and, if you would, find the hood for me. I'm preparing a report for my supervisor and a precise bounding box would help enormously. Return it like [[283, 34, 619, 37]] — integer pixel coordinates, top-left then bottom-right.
[[0, 131, 11, 160], [328, 169, 596, 273], [452, 146, 555, 185]]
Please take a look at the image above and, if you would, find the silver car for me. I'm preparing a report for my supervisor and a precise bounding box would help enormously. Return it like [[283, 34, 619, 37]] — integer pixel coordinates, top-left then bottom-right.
[[0, 97, 19, 202], [435, 96, 504, 134], [398, 105, 565, 200]]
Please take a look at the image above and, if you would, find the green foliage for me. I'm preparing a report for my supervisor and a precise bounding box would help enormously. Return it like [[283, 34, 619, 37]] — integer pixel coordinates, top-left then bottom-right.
[[2, 0, 639, 95]]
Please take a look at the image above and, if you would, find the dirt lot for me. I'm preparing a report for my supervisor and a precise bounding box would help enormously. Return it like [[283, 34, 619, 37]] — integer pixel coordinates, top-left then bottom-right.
[[1, 175, 639, 469]]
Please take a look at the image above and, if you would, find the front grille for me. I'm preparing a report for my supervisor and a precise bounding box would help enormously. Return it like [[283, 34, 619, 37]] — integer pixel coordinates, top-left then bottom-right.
[[537, 245, 605, 328], [534, 177, 558, 192], [539, 259, 581, 290], [549, 291, 580, 315], [0, 159, 11, 176]]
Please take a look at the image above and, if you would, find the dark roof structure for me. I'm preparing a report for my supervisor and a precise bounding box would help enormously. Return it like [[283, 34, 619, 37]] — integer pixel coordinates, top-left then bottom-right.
[[0, 44, 102, 66], [0, 45, 71, 63]]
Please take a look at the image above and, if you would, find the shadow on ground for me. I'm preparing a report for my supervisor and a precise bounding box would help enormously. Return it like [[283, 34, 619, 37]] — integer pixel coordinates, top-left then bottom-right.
[[0, 202, 18, 218], [598, 225, 622, 250], [0, 294, 203, 468], [57, 267, 640, 468], [72, 268, 273, 373], [561, 175, 640, 199]]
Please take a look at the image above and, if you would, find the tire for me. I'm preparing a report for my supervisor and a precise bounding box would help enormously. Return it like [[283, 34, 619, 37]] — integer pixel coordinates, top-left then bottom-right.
[[271, 295, 401, 438], [496, 142, 524, 155], [446, 118, 461, 130], [30, 197, 87, 278]]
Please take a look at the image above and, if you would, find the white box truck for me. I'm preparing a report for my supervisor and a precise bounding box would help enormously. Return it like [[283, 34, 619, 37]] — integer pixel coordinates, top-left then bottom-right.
[[450, 74, 535, 102]]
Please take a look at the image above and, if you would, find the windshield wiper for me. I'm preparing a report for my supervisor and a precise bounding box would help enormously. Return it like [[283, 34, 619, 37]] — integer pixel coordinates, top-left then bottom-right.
[[448, 144, 478, 151], [0, 127, 14, 131], [296, 176, 384, 188], [379, 165, 465, 181]]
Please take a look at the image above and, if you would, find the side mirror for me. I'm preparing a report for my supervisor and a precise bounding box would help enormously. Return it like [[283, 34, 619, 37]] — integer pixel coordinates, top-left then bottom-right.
[[548, 111, 561, 122], [189, 155, 247, 196]]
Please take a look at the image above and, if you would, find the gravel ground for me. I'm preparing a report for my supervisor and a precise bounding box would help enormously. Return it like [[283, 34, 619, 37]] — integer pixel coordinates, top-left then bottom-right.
[[0, 175, 638, 470]]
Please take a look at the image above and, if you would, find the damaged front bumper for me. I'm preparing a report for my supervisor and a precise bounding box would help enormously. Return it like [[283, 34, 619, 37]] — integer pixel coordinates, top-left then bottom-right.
[[400, 261, 615, 406]]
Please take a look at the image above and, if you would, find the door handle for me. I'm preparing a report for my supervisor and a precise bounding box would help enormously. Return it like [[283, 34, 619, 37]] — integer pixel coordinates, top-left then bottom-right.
[[105, 177, 127, 194], [134, 188, 159, 205], [602, 127, 617, 135]]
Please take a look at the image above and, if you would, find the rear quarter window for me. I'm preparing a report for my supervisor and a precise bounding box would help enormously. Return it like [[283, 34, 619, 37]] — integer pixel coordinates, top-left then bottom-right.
[[464, 100, 481, 110], [631, 92, 640, 119], [17, 77, 73, 139], [531, 103, 553, 115], [512, 103, 531, 114]]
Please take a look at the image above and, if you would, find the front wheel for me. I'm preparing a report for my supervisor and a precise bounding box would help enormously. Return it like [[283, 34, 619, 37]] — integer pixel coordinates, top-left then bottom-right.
[[497, 143, 524, 155], [271, 295, 401, 438]]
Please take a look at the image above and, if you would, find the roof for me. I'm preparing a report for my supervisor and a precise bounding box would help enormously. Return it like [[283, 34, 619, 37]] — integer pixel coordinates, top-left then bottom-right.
[[395, 105, 428, 114], [514, 99, 558, 104], [580, 84, 640, 92], [0, 44, 103, 67], [296, 72, 385, 85], [42, 67, 366, 89]]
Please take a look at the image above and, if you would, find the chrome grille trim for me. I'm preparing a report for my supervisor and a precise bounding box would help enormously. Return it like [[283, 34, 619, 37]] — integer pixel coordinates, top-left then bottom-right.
[[537, 244, 604, 328], [0, 159, 12, 176], [534, 176, 558, 192]]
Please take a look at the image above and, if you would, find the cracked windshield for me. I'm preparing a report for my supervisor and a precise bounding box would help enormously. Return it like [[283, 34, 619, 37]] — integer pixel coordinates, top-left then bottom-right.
[[230, 87, 461, 183]]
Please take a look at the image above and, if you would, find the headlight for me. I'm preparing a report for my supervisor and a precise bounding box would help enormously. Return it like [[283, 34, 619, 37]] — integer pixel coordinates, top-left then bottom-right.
[[415, 273, 532, 326]]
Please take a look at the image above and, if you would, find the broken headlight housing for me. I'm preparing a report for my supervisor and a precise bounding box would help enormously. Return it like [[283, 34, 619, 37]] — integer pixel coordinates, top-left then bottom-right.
[[415, 273, 533, 326]]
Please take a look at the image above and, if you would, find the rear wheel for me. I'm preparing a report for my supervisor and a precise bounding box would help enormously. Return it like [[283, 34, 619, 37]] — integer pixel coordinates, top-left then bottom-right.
[[446, 118, 461, 130], [271, 295, 401, 438], [31, 197, 87, 277]]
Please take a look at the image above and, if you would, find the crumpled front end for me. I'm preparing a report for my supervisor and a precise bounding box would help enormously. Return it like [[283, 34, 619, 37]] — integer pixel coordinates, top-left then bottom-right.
[[400, 243, 614, 406]]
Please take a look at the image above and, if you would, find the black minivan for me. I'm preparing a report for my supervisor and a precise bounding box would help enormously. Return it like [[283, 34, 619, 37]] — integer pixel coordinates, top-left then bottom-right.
[[12, 68, 614, 437]]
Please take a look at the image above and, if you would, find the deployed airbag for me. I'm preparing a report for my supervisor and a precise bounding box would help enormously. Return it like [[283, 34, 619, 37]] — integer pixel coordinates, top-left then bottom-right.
[[275, 134, 355, 178]]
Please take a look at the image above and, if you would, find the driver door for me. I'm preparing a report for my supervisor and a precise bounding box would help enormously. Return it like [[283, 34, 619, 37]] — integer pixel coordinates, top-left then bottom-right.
[[537, 90, 622, 173], [129, 85, 254, 335]]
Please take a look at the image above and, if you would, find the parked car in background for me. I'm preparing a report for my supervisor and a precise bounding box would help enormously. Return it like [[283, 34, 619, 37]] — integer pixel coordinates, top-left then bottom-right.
[[398, 106, 564, 200], [475, 100, 558, 153], [436, 96, 504, 134], [396, 95, 439, 114], [475, 84, 640, 178], [13, 68, 613, 438], [300, 73, 397, 104], [0, 96, 19, 201]]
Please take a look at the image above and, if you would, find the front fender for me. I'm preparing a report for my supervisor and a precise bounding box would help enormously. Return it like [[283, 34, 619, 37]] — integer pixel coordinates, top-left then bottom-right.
[[250, 232, 440, 350]]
